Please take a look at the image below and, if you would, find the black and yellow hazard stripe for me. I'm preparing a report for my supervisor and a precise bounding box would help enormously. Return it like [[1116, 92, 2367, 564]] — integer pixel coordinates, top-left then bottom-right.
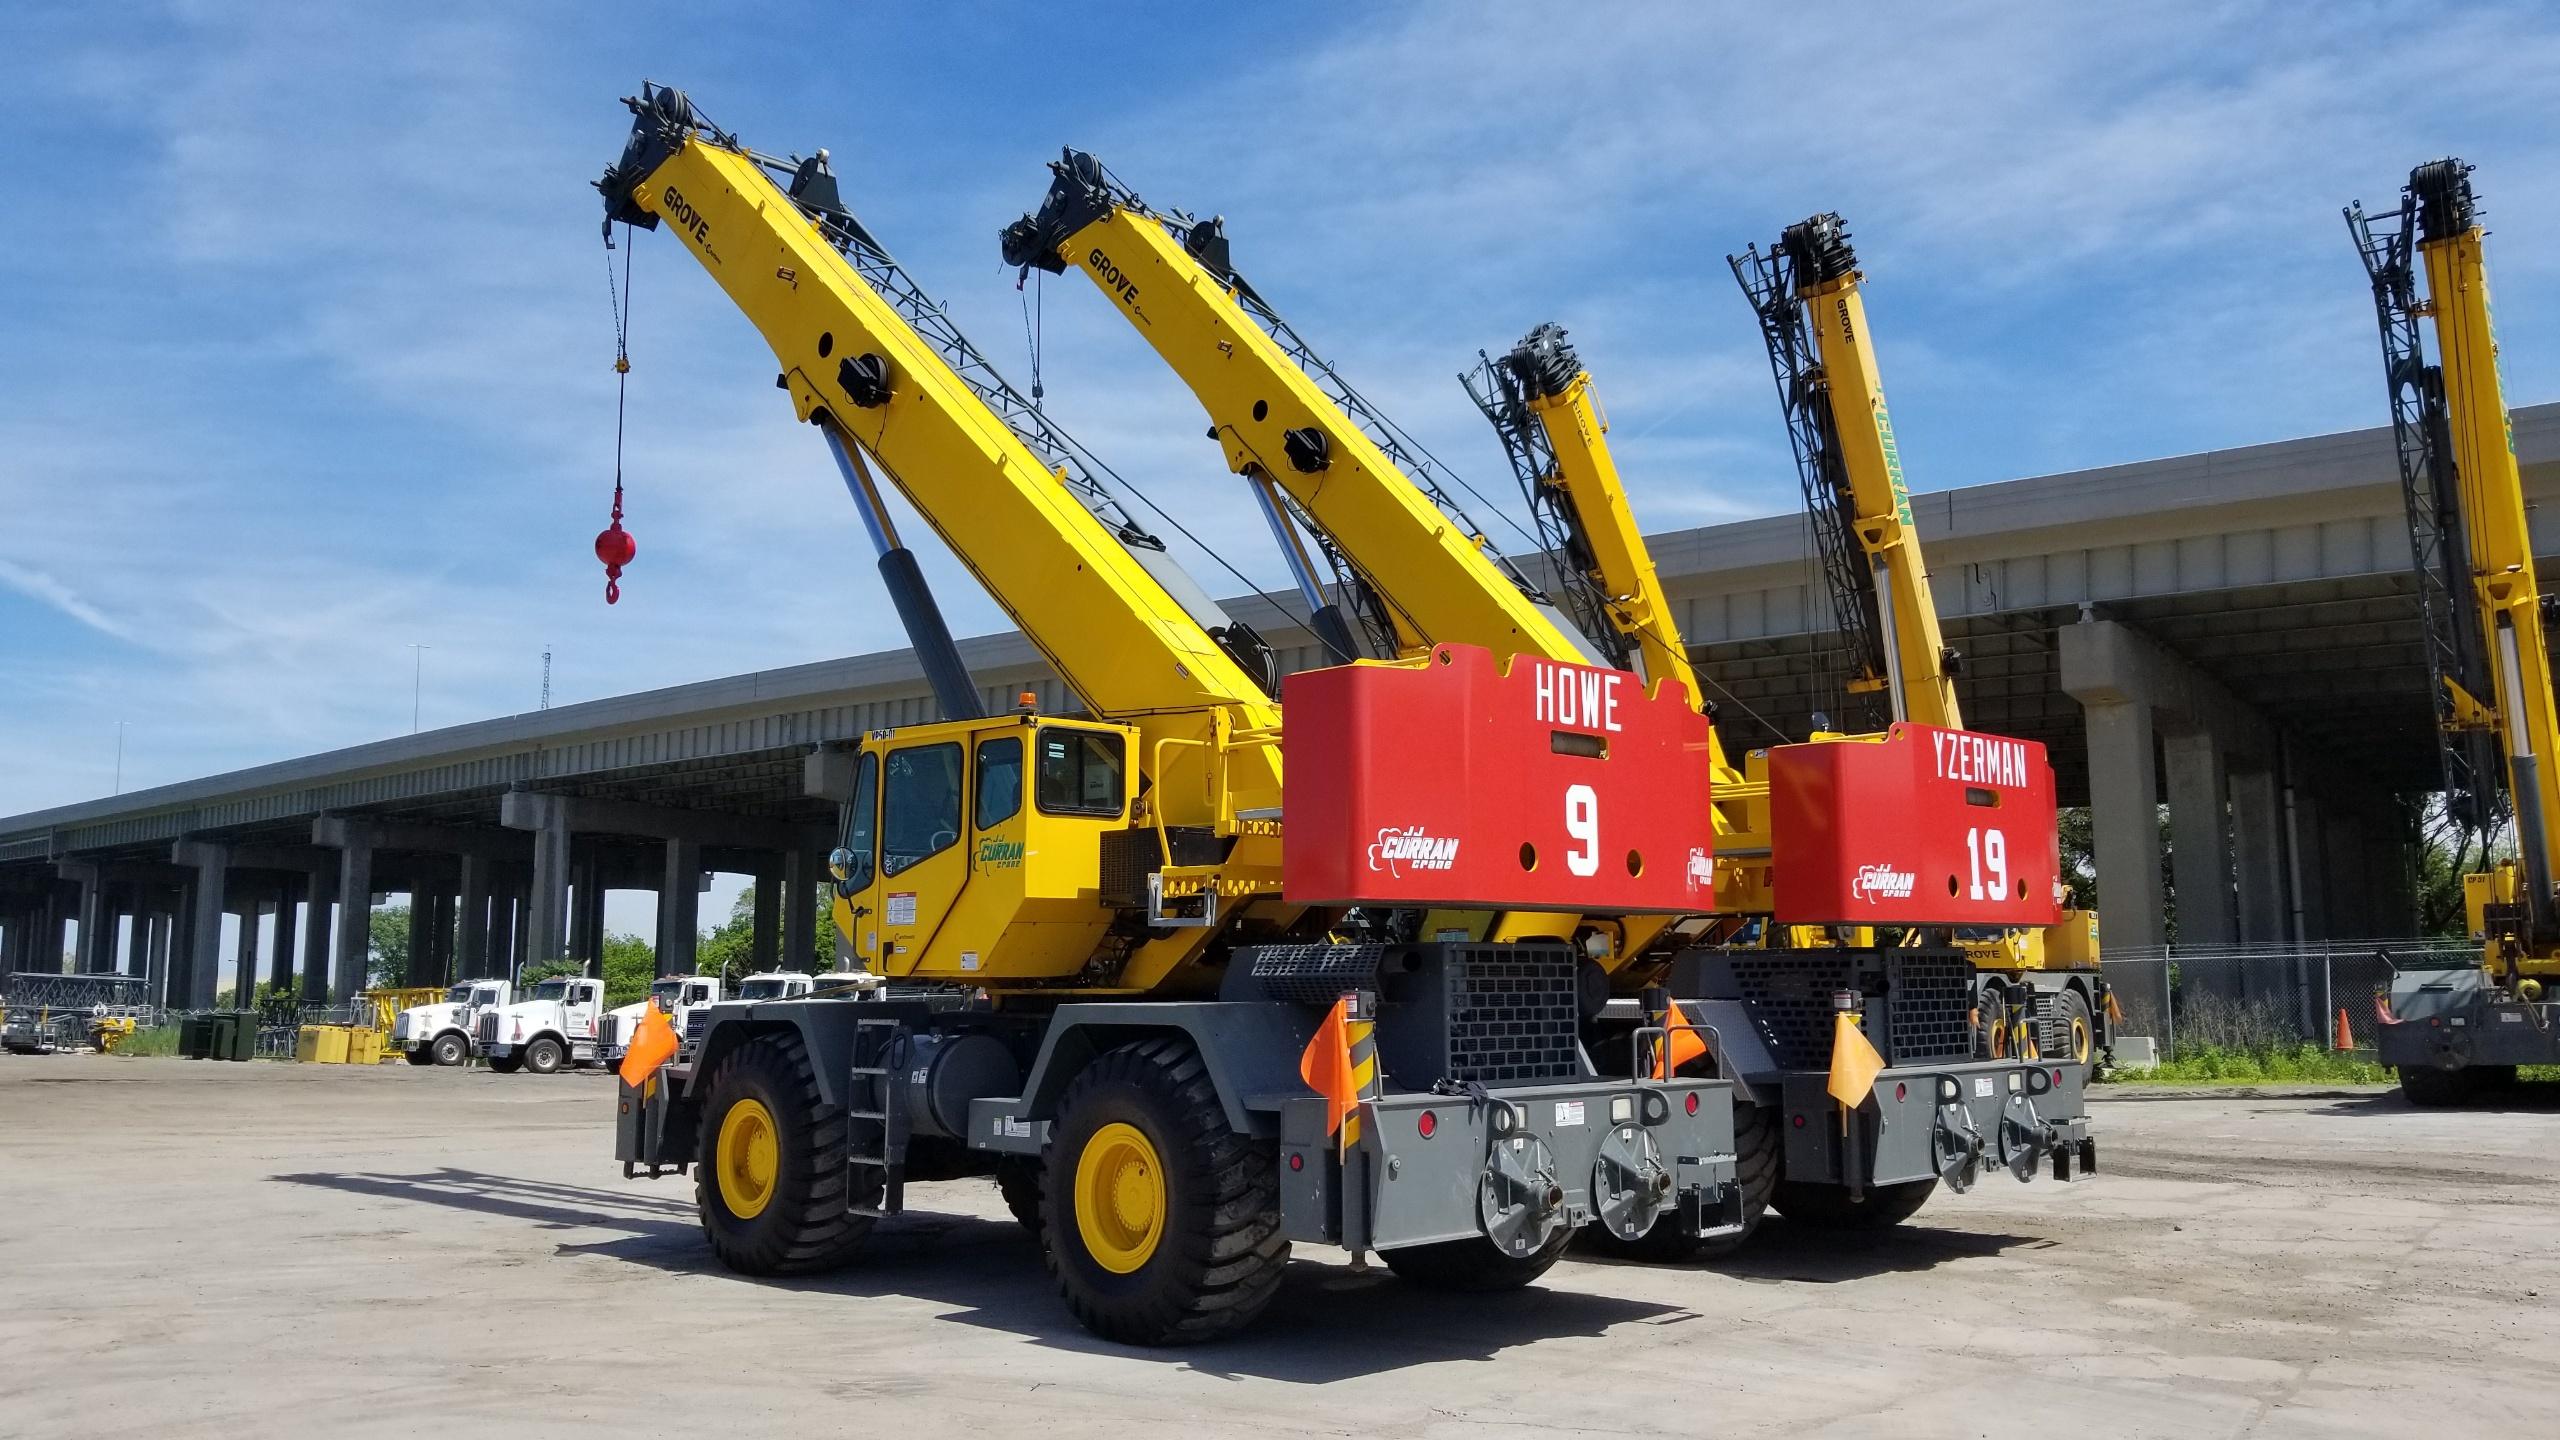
[[1343, 1014, 1377, 1149]]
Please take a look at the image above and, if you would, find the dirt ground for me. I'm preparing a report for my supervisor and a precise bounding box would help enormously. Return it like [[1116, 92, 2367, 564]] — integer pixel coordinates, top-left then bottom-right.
[[2, 1058, 2555, 1439]]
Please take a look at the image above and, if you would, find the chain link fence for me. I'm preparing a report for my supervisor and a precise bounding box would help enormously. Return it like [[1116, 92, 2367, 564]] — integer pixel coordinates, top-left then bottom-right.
[[2100, 939, 2475, 1058]]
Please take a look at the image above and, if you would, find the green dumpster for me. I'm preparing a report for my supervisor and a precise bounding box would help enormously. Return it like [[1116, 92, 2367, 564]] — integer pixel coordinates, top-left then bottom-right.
[[227, 1011, 258, 1062], [179, 1013, 213, 1059], [208, 1013, 236, 1062]]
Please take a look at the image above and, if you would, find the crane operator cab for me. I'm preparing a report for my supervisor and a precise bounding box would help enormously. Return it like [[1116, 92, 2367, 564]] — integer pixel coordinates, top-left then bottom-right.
[[828, 711, 1140, 984]]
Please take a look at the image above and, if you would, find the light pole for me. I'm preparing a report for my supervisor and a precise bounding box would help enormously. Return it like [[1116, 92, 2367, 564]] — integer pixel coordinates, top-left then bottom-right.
[[409, 644, 432, 734], [113, 721, 125, 795]]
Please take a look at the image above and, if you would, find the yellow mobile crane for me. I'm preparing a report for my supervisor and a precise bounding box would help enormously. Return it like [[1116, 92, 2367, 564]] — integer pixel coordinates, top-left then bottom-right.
[[2352, 159, 2560, 1105], [596, 85, 1739, 1344], [1729, 216, 2107, 1065], [1008, 156, 2092, 1251]]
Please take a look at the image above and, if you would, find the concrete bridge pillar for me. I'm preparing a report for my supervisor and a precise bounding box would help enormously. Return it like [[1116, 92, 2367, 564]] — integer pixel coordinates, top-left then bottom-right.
[[2062, 618, 2286, 954], [232, 899, 261, 1006], [144, 906, 173, 1008], [2163, 732, 2237, 947], [2079, 699, 2166, 952], [659, 838, 702, 978], [264, 884, 296, 1000], [300, 870, 336, 1002], [457, 854, 491, 981], [2229, 769, 2288, 943], [69, 866, 112, 975], [504, 794, 574, 973], [752, 872, 780, 972], [174, 843, 231, 1010], [483, 889, 512, 981], [331, 827, 375, 1001], [784, 848, 819, 974]]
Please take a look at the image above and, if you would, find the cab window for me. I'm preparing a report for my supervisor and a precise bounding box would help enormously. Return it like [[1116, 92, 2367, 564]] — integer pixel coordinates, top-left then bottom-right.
[[837, 751, 880, 891], [1037, 729, 1125, 817], [882, 743, 963, 877], [976, 736, 1024, 830]]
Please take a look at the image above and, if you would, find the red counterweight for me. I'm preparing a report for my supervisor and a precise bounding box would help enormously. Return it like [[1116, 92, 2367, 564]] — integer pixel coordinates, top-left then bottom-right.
[[1283, 643, 1717, 912], [1770, 723, 2063, 926]]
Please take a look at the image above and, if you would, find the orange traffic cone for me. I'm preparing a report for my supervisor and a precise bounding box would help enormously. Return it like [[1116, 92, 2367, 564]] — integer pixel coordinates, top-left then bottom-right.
[[2333, 1006, 2356, 1052]]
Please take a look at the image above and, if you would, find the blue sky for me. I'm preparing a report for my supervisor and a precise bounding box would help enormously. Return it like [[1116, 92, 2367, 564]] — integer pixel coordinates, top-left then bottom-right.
[[7, 0, 2560, 827]]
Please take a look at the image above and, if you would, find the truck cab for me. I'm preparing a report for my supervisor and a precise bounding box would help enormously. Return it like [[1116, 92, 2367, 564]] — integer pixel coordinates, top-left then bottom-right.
[[599, 976, 722, 1064], [394, 980, 510, 1067], [479, 976, 606, 1075]]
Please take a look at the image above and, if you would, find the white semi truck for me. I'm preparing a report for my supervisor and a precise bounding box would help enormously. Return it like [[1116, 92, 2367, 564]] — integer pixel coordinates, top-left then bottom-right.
[[478, 976, 610, 1075], [598, 976, 724, 1065], [394, 979, 512, 1067]]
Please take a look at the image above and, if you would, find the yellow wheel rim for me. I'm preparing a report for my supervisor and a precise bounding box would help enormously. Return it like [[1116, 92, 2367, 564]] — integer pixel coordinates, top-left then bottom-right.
[[1073, 1121, 1166, 1274], [2070, 1016, 2092, 1065], [716, 1097, 780, 1220]]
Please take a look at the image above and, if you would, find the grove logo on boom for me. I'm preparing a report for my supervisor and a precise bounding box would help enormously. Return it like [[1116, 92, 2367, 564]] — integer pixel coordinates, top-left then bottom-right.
[[1368, 826, 1459, 877], [1851, 863, 1917, 903]]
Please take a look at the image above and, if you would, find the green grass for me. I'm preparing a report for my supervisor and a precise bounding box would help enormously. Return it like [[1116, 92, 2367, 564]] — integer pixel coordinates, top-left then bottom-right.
[[2102, 1043, 2390, 1086], [106, 1025, 181, 1058]]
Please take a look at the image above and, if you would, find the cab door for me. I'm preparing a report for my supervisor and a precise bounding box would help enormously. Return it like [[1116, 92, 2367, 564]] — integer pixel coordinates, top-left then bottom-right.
[[567, 980, 602, 1040], [867, 739, 972, 973]]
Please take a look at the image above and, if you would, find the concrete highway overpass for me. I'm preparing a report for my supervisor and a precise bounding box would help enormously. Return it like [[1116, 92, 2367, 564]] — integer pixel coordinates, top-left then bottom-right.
[[5, 402, 2555, 1001]]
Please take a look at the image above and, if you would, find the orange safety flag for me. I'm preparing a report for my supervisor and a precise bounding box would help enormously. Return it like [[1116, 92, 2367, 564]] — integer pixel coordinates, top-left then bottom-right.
[[1299, 995, 1371, 1146], [1825, 1011, 1886, 1110], [618, 1001, 680, 1088], [1654, 999, 1709, 1080]]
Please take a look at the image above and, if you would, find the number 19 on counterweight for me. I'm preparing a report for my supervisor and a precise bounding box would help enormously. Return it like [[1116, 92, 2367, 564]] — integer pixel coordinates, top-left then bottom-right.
[[1966, 826, 2008, 901]]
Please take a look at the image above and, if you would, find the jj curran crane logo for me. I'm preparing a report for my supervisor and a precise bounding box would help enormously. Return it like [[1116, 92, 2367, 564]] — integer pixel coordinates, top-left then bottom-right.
[[1851, 863, 1917, 903], [1369, 826, 1459, 877]]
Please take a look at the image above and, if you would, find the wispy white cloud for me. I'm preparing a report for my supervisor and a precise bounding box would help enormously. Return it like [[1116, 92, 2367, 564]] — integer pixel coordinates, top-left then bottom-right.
[[0, 559, 140, 645]]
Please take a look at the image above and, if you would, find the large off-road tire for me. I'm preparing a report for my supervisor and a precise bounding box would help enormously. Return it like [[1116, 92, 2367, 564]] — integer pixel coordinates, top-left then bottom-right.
[[1382, 1227, 1572, 1292], [2054, 988, 2095, 1068], [1770, 1176, 1938, 1230], [403, 1045, 435, 1067], [2397, 1064, 2494, 1108], [1975, 987, 2011, 1061], [695, 1032, 873, 1275], [486, 1053, 524, 1074], [995, 1156, 1045, 1236], [431, 1032, 469, 1068], [525, 1036, 566, 1075], [1587, 1099, 1779, 1263], [1042, 1037, 1287, 1346]]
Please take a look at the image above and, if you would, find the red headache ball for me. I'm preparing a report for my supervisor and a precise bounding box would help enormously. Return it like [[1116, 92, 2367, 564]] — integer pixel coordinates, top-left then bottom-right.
[[595, 522, 636, 603]]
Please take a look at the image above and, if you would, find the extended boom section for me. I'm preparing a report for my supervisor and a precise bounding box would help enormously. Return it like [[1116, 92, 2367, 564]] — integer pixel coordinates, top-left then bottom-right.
[[1003, 152, 1599, 673], [599, 86, 1741, 1343], [2352, 159, 2560, 1103]]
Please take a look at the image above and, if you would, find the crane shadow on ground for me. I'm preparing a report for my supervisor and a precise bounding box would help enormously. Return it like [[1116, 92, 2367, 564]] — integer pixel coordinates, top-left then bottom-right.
[[2317, 1078, 2560, 1116], [277, 1166, 1689, 1380], [1575, 1215, 2051, 1286], [270, 1167, 2036, 1380], [274, 1167, 702, 1235]]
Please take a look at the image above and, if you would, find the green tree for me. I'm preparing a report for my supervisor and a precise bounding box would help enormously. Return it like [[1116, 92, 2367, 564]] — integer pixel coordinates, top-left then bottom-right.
[[601, 933, 657, 1007], [694, 886, 836, 983], [367, 904, 411, 988]]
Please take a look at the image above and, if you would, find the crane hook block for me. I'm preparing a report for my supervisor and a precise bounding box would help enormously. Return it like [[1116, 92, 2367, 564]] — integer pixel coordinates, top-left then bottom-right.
[[596, 521, 637, 604]]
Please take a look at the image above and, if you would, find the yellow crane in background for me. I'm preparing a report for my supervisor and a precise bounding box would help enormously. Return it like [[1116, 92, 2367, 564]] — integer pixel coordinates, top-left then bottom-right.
[[2352, 158, 2560, 1105]]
